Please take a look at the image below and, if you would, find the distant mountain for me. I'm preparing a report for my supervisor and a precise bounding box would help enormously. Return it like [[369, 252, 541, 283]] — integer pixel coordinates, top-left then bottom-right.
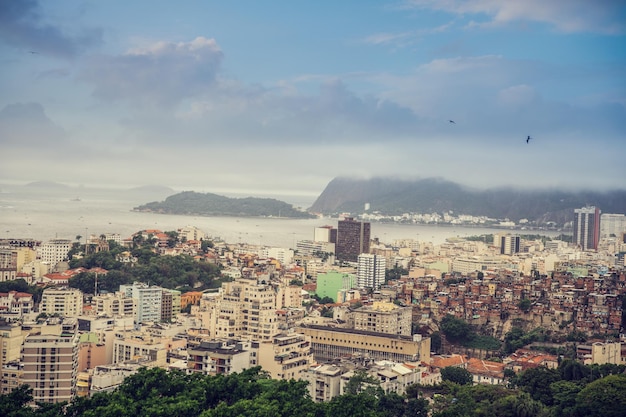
[[127, 185, 176, 195], [134, 191, 316, 219], [24, 180, 71, 189], [309, 177, 626, 225]]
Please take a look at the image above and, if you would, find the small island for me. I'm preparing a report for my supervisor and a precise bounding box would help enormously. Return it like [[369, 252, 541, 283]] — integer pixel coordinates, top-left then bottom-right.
[[133, 191, 316, 219]]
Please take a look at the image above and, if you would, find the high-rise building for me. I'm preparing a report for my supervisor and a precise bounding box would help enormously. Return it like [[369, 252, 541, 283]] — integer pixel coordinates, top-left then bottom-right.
[[336, 218, 370, 262], [495, 234, 521, 255], [21, 319, 79, 403], [600, 213, 626, 238], [573, 206, 601, 251], [314, 226, 337, 243], [120, 283, 162, 324], [357, 253, 386, 290]]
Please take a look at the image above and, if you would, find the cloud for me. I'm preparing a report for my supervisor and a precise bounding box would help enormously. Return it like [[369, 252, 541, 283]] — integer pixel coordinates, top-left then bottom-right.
[[366, 54, 626, 143], [497, 84, 539, 108], [405, 0, 626, 34], [0, 102, 65, 147], [0, 0, 102, 58], [363, 32, 413, 45], [80, 37, 223, 107], [114, 77, 422, 148]]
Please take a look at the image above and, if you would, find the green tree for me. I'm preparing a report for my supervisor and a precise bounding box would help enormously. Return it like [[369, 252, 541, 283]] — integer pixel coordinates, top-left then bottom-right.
[[518, 298, 532, 313], [575, 374, 626, 417], [440, 315, 472, 344], [344, 370, 382, 396], [0, 384, 36, 417], [513, 366, 560, 406], [440, 366, 473, 385], [549, 380, 580, 417]]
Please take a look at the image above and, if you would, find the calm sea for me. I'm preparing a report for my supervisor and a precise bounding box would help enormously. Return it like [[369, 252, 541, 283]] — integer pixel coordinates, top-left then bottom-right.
[[0, 186, 560, 248]]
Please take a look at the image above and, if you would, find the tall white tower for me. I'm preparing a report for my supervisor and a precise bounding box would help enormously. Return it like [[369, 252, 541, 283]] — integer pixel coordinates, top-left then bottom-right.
[[357, 253, 386, 290]]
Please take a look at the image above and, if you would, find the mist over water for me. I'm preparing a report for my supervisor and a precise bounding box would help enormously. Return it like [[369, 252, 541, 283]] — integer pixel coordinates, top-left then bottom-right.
[[0, 185, 560, 248]]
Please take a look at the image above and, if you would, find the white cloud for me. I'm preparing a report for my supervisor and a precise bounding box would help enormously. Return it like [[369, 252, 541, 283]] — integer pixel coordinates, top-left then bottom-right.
[[80, 37, 223, 106], [406, 0, 626, 34], [497, 84, 539, 108]]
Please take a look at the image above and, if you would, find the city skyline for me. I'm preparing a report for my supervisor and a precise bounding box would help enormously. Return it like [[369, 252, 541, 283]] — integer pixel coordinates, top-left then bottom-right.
[[1, 1, 625, 196]]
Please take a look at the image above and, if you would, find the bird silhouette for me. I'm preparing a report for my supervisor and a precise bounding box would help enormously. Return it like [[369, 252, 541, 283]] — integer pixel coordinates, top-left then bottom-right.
[[449, 120, 455, 124], [526, 135, 532, 143], [28, 51, 38, 54]]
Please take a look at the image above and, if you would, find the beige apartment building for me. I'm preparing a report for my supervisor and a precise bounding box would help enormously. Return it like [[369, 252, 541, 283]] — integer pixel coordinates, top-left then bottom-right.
[[21, 319, 80, 404], [93, 292, 136, 318], [202, 276, 280, 341], [187, 339, 255, 375], [257, 331, 313, 381], [297, 325, 431, 365], [350, 302, 412, 336], [112, 331, 167, 367], [40, 287, 84, 317], [577, 341, 625, 365]]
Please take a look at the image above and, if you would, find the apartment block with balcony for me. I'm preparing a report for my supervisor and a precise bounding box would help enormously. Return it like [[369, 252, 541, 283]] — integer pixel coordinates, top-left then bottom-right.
[[350, 301, 412, 336], [257, 331, 313, 381], [40, 287, 83, 318], [187, 339, 255, 376], [21, 319, 79, 404]]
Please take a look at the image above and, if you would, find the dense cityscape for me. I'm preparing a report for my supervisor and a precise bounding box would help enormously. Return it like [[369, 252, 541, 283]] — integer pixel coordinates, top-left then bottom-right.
[[2, 1, 625, 415], [1, 204, 625, 415]]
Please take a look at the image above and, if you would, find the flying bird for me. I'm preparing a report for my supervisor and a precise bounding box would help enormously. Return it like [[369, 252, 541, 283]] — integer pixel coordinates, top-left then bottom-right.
[[526, 135, 532, 143], [449, 120, 455, 124], [28, 51, 38, 54]]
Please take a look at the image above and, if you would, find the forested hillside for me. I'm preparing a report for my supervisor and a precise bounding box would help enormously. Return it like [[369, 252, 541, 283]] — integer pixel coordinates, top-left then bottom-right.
[[309, 177, 626, 225], [134, 191, 315, 218]]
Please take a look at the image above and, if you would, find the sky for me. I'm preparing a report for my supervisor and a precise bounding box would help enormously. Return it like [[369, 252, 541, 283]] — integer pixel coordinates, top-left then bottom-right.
[[1, 0, 625, 198]]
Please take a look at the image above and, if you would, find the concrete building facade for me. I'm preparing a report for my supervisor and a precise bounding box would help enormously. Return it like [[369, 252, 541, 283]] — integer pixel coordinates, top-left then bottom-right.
[[21, 319, 80, 404]]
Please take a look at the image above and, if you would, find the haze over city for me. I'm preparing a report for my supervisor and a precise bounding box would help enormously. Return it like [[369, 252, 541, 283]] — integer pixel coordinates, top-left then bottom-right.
[[1, 1, 625, 197]]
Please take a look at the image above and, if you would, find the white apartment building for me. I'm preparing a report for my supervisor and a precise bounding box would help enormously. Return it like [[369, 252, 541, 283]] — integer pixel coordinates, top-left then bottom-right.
[[38, 239, 72, 268], [357, 253, 386, 290], [314, 226, 336, 243], [296, 240, 335, 257], [600, 213, 626, 238], [178, 226, 207, 242], [261, 247, 294, 265], [40, 288, 83, 317], [119, 282, 162, 324]]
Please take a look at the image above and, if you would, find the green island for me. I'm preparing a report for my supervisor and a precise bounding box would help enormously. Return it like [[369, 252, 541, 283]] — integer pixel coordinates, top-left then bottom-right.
[[133, 191, 315, 219]]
